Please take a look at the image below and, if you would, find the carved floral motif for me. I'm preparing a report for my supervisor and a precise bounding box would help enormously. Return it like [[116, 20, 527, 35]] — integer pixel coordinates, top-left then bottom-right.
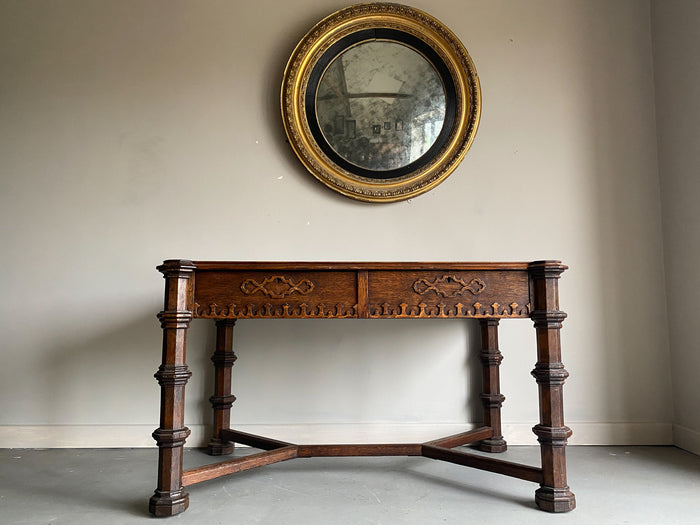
[[413, 276, 486, 297], [240, 276, 314, 299]]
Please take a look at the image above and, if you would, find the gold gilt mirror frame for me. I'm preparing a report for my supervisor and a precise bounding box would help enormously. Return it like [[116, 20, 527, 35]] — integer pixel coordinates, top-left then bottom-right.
[[281, 2, 481, 202]]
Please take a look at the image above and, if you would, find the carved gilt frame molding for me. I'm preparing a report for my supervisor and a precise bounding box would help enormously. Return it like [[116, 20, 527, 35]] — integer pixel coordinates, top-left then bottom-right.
[[281, 2, 481, 202]]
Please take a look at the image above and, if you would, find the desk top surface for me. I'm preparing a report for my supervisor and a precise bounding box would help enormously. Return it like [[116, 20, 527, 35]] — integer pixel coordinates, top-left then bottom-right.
[[166, 260, 566, 272]]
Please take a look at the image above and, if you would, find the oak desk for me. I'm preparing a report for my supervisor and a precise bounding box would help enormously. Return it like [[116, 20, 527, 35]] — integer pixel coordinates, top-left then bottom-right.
[[149, 260, 576, 517]]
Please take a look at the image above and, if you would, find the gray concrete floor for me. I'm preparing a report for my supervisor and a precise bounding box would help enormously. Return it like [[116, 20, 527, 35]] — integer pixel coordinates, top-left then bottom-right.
[[1, 446, 699, 524]]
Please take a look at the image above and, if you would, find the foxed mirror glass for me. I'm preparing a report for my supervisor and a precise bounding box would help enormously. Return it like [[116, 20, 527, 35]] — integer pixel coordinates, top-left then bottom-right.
[[317, 40, 446, 171], [282, 3, 480, 202]]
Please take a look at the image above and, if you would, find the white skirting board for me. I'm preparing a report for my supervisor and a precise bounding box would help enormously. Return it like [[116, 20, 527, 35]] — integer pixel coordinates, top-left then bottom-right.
[[0, 422, 677, 449], [673, 424, 700, 456]]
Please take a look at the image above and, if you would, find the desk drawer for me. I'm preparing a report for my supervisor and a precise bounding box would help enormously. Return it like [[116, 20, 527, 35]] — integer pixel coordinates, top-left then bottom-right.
[[193, 270, 359, 318], [367, 270, 531, 318]]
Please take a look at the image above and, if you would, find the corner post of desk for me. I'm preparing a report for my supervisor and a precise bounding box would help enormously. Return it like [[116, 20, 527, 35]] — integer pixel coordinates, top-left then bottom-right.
[[150, 259, 196, 517], [528, 261, 576, 513]]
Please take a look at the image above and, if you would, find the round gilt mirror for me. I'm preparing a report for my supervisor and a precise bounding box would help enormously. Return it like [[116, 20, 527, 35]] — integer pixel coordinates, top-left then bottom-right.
[[281, 3, 481, 202]]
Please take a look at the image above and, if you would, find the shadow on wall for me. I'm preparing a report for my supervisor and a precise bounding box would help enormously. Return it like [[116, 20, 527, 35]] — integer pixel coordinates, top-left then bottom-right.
[[221, 318, 483, 433], [262, 2, 383, 206], [39, 307, 485, 445], [41, 306, 216, 432], [575, 3, 672, 426]]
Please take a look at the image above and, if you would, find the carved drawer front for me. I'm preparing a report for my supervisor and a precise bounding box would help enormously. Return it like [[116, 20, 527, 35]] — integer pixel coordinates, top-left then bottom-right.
[[193, 271, 358, 319], [367, 270, 531, 318]]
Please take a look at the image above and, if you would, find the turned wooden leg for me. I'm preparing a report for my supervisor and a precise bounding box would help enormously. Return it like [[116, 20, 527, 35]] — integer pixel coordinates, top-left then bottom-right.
[[478, 319, 507, 453], [207, 319, 237, 456], [150, 260, 196, 517], [529, 261, 576, 513]]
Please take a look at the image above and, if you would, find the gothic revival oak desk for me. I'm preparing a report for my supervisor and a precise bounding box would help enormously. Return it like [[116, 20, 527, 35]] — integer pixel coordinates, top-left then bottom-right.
[[150, 260, 576, 517]]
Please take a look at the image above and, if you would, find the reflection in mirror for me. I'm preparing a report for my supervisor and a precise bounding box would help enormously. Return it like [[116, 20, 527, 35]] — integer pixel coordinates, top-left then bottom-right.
[[316, 41, 446, 172]]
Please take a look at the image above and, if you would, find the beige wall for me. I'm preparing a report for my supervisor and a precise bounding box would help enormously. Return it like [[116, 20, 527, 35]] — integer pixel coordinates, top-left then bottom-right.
[[652, 0, 700, 455], [0, 0, 674, 447]]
